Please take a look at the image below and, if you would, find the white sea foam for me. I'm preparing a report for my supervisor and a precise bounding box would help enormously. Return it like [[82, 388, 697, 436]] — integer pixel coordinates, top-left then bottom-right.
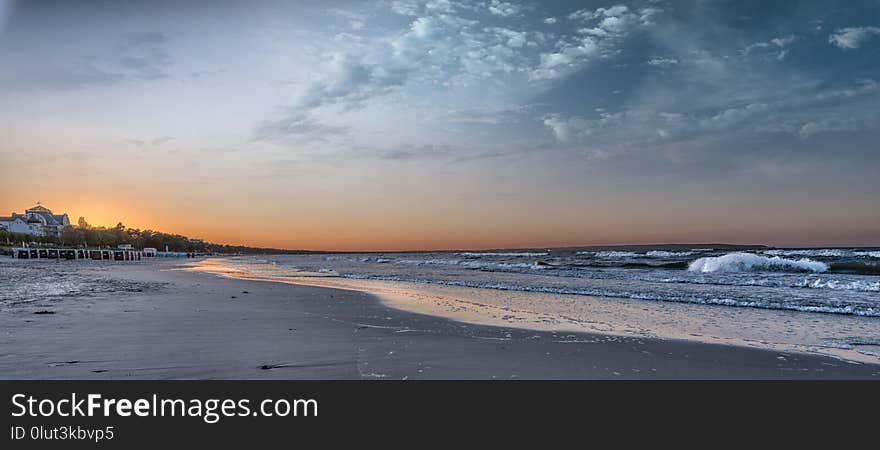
[[854, 251, 880, 258], [577, 250, 694, 258], [458, 252, 549, 257], [763, 249, 849, 257], [645, 251, 694, 257], [577, 251, 639, 258], [800, 278, 880, 292], [688, 252, 829, 273], [392, 258, 543, 270], [341, 273, 879, 317]]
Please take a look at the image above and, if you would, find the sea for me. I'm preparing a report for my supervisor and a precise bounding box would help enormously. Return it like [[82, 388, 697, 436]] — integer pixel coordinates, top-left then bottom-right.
[[192, 246, 880, 363], [217, 247, 879, 315]]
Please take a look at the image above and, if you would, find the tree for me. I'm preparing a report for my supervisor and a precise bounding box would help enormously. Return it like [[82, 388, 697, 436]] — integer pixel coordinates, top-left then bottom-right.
[[77, 216, 90, 229]]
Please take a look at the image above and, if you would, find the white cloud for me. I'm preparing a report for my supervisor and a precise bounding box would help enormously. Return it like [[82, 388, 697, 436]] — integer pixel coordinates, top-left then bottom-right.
[[797, 115, 879, 138], [829, 26, 880, 49], [543, 17, 557, 25], [389, 0, 421, 16], [771, 35, 796, 47], [568, 5, 629, 21], [295, 5, 543, 114], [490, 27, 528, 48], [296, 53, 410, 110], [254, 112, 347, 143], [531, 5, 660, 80], [647, 57, 678, 68], [542, 114, 589, 143], [742, 35, 797, 60], [487, 0, 520, 18]]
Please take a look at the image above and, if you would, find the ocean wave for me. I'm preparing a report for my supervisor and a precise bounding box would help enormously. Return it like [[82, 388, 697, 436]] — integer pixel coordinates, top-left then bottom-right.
[[800, 278, 880, 292], [829, 262, 880, 276], [645, 250, 694, 257], [577, 251, 639, 258], [458, 252, 549, 257], [763, 249, 880, 259], [341, 274, 879, 317], [763, 249, 850, 257], [688, 253, 828, 273], [651, 274, 880, 292], [577, 250, 694, 258], [391, 258, 545, 271]]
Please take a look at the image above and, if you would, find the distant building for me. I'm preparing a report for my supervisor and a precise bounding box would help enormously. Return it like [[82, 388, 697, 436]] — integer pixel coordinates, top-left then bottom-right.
[[0, 205, 70, 237]]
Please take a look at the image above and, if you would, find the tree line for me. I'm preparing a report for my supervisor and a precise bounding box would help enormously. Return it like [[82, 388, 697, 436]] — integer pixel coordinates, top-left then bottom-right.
[[1, 217, 304, 255]]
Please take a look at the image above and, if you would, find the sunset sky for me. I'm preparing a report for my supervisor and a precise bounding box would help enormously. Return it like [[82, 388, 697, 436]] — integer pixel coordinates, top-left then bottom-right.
[[1, 0, 879, 250]]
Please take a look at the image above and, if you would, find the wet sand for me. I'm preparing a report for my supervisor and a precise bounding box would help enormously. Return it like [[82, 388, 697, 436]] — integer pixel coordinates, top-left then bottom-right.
[[1, 259, 878, 379]]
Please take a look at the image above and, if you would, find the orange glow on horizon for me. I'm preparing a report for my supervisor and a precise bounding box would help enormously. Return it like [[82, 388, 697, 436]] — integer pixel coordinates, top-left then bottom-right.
[[3, 194, 878, 251]]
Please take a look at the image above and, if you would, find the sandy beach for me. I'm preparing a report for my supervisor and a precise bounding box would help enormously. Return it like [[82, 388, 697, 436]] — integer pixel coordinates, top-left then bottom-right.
[[1, 258, 878, 379]]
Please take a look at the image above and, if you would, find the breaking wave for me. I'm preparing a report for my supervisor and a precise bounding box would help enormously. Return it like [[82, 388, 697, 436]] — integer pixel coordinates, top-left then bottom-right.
[[341, 273, 879, 317], [577, 251, 639, 258], [764, 249, 880, 258], [458, 252, 549, 257], [578, 250, 696, 258], [645, 250, 694, 257], [688, 253, 829, 273], [800, 278, 880, 292]]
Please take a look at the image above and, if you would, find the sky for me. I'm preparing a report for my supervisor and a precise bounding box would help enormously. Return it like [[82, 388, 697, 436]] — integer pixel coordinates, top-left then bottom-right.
[[1, 0, 878, 250]]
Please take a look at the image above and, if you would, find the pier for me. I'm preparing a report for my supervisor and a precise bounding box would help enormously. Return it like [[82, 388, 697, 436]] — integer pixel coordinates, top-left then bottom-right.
[[10, 247, 200, 261], [12, 248, 144, 261]]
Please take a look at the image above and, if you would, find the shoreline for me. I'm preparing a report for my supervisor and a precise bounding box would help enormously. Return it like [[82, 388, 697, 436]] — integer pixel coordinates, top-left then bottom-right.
[[185, 257, 880, 365], [1, 258, 878, 379]]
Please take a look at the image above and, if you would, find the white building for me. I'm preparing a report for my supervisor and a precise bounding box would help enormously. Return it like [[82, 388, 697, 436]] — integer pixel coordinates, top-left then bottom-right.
[[0, 205, 70, 237]]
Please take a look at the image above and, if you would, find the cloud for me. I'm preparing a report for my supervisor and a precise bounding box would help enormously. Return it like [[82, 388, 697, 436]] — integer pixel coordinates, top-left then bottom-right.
[[254, 112, 347, 143], [567, 5, 630, 21], [381, 144, 451, 160], [531, 5, 662, 80], [296, 53, 411, 110], [541, 80, 880, 146], [293, 5, 542, 113], [388, 0, 421, 16], [489, 27, 528, 48], [438, 105, 528, 124], [151, 136, 174, 146], [646, 57, 678, 68], [1, 31, 172, 90], [742, 34, 797, 60], [542, 113, 588, 143], [487, 0, 520, 18], [829, 26, 880, 49], [116, 32, 172, 80], [796, 114, 879, 137], [263, 0, 880, 163]]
